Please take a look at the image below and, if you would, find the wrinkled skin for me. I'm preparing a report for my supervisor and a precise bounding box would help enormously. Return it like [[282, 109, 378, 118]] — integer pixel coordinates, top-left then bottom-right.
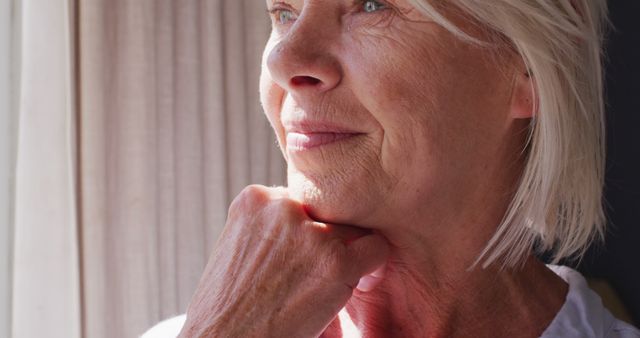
[[180, 0, 569, 337], [179, 186, 388, 337]]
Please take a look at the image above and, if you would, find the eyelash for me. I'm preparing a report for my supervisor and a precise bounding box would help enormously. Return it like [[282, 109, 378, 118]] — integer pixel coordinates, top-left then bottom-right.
[[266, 2, 295, 26], [266, 0, 392, 26]]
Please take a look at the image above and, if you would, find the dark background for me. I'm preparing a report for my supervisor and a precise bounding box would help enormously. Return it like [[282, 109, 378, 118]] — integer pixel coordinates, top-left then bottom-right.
[[577, 0, 640, 326]]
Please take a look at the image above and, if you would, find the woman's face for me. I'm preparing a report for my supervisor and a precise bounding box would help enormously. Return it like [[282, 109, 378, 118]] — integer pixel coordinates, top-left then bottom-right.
[[260, 0, 529, 232]]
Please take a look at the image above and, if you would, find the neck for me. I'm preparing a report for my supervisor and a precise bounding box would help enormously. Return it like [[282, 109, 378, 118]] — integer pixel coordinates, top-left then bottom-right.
[[344, 234, 568, 338]]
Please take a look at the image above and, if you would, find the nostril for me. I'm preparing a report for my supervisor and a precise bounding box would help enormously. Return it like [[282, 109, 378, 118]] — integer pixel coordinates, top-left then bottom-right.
[[291, 76, 322, 87]]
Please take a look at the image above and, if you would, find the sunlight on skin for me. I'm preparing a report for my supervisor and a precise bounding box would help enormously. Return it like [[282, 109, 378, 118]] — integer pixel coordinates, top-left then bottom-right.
[[339, 308, 362, 338], [178, 0, 567, 336]]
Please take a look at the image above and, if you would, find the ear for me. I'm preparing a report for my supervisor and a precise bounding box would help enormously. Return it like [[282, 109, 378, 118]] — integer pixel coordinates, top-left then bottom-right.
[[510, 70, 535, 119]]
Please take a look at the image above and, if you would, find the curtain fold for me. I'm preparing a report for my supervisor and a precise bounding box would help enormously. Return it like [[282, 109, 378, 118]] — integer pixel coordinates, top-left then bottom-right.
[[12, 0, 81, 337], [77, 1, 284, 337], [0, 0, 17, 337], [9, 1, 282, 336]]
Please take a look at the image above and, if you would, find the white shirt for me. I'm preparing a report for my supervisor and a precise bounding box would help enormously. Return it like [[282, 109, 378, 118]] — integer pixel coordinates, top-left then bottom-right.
[[141, 265, 640, 338], [540, 265, 639, 338]]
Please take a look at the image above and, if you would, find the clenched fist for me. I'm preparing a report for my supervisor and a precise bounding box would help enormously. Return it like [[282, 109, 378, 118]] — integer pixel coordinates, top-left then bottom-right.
[[178, 185, 389, 337]]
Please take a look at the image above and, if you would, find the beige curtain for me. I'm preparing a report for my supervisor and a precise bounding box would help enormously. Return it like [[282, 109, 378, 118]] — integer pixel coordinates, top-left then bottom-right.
[[12, 1, 81, 338], [77, 1, 284, 337], [10, 0, 284, 337], [1, 0, 17, 337]]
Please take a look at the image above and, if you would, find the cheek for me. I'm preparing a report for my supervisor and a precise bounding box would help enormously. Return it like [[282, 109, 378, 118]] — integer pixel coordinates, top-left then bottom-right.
[[259, 35, 288, 146], [259, 73, 287, 152], [343, 24, 515, 204], [346, 33, 448, 171]]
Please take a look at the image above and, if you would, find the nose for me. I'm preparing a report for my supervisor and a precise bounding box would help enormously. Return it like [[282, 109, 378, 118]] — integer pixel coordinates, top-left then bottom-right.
[[266, 13, 343, 94]]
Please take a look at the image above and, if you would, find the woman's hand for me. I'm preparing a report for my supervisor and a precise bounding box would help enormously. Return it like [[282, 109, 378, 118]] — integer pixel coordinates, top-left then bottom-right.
[[178, 185, 389, 338]]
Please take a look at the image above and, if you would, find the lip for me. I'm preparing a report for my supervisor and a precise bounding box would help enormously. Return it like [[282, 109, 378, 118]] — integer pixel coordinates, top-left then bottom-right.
[[283, 121, 363, 151], [286, 132, 361, 150]]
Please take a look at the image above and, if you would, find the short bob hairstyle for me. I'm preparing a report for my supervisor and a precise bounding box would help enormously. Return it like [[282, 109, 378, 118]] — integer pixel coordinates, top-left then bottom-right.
[[407, 0, 609, 268]]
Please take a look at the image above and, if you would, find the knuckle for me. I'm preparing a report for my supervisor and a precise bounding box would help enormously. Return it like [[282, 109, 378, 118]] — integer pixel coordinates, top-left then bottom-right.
[[261, 197, 305, 230], [240, 184, 271, 204], [269, 197, 302, 217], [229, 185, 271, 213]]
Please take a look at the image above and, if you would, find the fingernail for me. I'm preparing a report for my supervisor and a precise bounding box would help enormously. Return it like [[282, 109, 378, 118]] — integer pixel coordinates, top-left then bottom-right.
[[356, 275, 380, 292]]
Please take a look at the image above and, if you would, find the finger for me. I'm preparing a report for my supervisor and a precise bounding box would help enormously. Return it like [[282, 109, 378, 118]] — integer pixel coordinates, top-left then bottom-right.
[[343, 233, 389, 284], [356, 274, 382, 292], [230, 185, 287, 217], [311, 222, 371, 244], [370, 263, 386, 278], [269, 185, 289, 198], [356, 264, 386, 292]]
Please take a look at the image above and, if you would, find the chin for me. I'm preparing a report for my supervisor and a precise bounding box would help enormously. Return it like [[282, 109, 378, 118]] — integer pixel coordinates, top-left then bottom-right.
[[282, 131, 402, 227], [286, 167, 390, 228]]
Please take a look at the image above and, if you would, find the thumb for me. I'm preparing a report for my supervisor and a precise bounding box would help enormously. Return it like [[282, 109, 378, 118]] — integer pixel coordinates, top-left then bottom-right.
[[344, 233, 389, 289], [356, 264, 387, 292]]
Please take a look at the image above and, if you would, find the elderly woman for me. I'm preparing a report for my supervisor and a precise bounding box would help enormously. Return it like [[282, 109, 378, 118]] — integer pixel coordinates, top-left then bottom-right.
[[145, 0, 640, 337]]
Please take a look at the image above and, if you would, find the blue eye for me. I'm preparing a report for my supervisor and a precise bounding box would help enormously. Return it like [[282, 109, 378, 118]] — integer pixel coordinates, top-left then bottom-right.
[[277, 10, 296, 25], [267, 6, 297, 26], [363, 0, 387, 13]]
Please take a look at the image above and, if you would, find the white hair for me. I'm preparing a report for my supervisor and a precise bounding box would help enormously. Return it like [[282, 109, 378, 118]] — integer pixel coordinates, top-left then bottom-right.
[[407, 0, 609, 268]]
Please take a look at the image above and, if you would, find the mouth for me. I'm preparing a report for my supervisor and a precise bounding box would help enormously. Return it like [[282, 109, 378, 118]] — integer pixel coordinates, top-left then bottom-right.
[[286, 132, 363, 151], [282, 118, 367, 153]]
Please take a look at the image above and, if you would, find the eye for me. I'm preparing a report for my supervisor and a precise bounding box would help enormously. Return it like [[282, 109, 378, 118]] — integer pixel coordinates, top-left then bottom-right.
[[362, 0, 388, 13], [267, 4, 298, 26], [276, 9, 296, 25]]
